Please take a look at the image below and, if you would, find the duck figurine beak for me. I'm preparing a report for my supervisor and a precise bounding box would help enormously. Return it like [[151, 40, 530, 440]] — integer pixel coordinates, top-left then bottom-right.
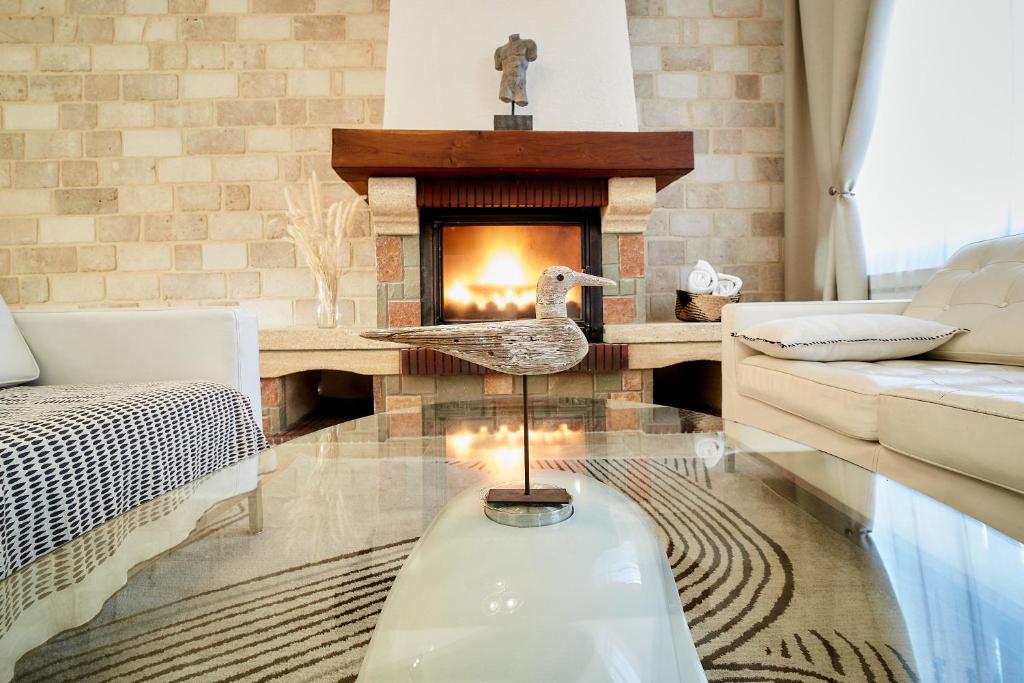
[[574, 272, 616, 288]]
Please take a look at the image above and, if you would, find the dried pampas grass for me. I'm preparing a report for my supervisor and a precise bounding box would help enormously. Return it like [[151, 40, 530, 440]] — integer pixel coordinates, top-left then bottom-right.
[[282, 172, 368, 325]]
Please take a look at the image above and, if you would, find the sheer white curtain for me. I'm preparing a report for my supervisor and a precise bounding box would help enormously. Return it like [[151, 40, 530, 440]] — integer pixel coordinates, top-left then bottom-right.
[[859, 0, 1024, 277]]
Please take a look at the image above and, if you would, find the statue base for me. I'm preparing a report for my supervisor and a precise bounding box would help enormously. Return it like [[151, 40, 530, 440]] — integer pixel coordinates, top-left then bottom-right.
[[494, 114, 533, 130]]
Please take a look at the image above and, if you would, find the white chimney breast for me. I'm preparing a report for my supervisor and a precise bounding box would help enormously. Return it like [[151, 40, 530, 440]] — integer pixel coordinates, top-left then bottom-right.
[[383, 0, 639, 132]]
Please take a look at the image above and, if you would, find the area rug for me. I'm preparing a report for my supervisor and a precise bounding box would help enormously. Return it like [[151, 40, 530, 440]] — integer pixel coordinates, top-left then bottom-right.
[[14, 454, 917, 682]]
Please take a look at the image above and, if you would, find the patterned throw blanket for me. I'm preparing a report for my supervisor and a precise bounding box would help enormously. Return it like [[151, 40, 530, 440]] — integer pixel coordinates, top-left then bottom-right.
[[0, 382, 267, 580]]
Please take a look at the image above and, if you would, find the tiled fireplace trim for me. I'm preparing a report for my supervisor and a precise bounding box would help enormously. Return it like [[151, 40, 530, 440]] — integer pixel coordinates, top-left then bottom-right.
[[366, 176, 657, 330]]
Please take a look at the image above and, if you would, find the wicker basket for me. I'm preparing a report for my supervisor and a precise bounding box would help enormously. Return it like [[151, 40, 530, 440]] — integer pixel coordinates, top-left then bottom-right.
[[675, 290, 740, 322]]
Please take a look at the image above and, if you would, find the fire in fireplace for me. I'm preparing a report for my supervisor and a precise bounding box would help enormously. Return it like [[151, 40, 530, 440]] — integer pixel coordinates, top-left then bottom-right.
[[445, 420, 585, 478], [421, 209, 604, 339]]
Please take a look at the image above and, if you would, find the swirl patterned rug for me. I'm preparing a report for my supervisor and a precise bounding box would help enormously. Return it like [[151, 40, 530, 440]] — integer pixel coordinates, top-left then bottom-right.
[[14, 455, 917, 683]]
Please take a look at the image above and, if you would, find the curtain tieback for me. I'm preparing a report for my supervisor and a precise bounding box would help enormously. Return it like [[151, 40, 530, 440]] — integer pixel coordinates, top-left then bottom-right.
[[828, 186, 855, 198]]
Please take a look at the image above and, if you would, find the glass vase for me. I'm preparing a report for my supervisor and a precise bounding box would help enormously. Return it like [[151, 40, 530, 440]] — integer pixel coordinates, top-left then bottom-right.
[[314, 273, 340, 328]]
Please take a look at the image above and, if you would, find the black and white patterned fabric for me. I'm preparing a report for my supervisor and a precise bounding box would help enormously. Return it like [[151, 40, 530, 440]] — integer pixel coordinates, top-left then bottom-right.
[[0, 381, 267, 579]]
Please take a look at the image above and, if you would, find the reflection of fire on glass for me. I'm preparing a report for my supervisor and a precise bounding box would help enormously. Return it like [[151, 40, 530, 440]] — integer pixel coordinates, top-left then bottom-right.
[[442, 224, 583, 321], [445, 421, 585, 478]]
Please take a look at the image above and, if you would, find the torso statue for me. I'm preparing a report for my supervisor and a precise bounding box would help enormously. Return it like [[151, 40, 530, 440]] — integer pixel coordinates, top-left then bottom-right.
[[494, 34, 537, 107]]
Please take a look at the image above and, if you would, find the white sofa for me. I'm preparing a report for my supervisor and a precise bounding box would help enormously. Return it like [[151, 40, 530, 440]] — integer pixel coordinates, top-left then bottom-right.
[[722, 234, 1024, 540], [12, 307, 262, 422]]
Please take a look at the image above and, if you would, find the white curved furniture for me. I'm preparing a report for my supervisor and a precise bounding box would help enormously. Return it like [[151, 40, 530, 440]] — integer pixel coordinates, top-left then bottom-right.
[[357, 470, 706, 682]]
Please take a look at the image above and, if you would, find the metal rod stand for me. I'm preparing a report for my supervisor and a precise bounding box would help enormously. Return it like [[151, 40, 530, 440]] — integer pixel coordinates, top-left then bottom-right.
[[522, 374, 530, 495]]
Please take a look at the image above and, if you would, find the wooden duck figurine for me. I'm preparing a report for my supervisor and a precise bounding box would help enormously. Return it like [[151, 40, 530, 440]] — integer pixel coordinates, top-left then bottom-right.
[[360, 266, 615, 375]]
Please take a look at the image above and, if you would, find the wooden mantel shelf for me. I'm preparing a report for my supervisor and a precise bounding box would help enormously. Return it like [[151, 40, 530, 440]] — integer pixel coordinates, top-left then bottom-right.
[[332, 129, 694, 194]]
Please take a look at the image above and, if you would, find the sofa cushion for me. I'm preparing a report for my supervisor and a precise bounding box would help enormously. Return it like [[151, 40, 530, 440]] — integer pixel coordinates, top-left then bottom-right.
[[736, 356, 1024, 441], [0, 295, 39, 388], [903, 233, 1024, 366], [879, 385, 1024, 495]]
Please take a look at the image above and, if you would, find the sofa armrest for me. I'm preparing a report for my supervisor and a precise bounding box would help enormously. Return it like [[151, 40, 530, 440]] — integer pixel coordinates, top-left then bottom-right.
[[13, 308, 261, 422], [721, 300, 911, 420]]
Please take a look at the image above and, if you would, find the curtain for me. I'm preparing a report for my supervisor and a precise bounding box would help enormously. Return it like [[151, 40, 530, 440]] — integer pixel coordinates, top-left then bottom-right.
[[784, 0, 895, 301]]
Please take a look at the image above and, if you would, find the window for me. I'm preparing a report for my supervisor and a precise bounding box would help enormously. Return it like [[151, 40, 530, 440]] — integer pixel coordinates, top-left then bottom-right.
[[858, 0, 1024, 277]]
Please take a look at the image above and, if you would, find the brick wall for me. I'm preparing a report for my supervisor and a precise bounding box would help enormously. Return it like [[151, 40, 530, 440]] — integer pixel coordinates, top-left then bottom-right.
[[0, 0, 782, 326], [0, 0, 385, 327], [628, 0, 784, 319]]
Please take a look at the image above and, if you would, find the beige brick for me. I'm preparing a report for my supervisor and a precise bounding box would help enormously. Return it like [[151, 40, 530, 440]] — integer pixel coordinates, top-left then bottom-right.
[[277, 99, 306, 125], [185, 127, 244, 155], [698, 18, 737, 44], [286, 70, 330, 96], [749, 46, 781, 72], [174, 243, 201, 269], [700, 72, 733, 98], [70, 0, 121, 13], [12, 246, 76, 274], [84, 74, 119, 101], [266, 43, 304, 69], [78, 244, 116, 271], [122, 129, 181, 157], [239, 72, 286, 98], [627, 17, 679, 44], [238, 16, 290, 40], [713, 46, 748, 71], [94, 46, 150, 71], [99, 157, 156, 185], [127, 0, 169, 13], [712, 0, 760, 17], [19, 276, 48, 303], [209, 212, 260, 240], [106, 273, 159, 300], [150, 44, 187, 70], [85, 130, 121, 157], [3, 104, 59, 130], [97, 215, 139, 241], [175, 184, 220, 211], [225, 44, 265, 69], [25, 132, 81, 158], [157, 156, 212, 182], [98, 102, 153, 128], [305, 43, 371, 68], [162, 272, 226, 299], [36, 47, 88, 74], [208, 0, 246, 12], [293, 15, 344, 40], [28, 75, 81, 102], [55, 187, 117, 215], [739, 20, 781, 45], [248, 240, 294, 268], [217, 100, 275, 126], [60, 103, 98, 129], [202, 242, 246, 269], [118, 243, 171, 270], [657, 73, 699, 98], [0, 17, 53, 43], [247, 127, 290, 152], [0, 189, 50, 214], [169, 0, 204, 12], [318, 0, 372, 11], [228, 271, 259, 298], [0, 276, 15, 302], [0, 163, 8, 188], [143, 214, 207, 241], [224, 184, 249, 210], [0, 218, 37, 245], [139, 18, 179, 43], [51, 274, 104, 302], [39, 216, 94, 243], [0, 134, 24, 160], [345, 13, 386, 39], [155, 101, 212, 127], [723, 101, 773, 127], [291, 126, 330, 152], [667, 0, 710, 16], [252, 0, 313, 11], [14, 161, 58, 188], [181, 15, 236, 41], [118, 184, 172, 212], [262, 269, 314, 297], [0, 47, 36, 72], [214, 157, 277, 181], [341, 69, 383, 96], [122, 74, 177, 101], [182, 73, 238, 99], [75, 16, 114, 43]]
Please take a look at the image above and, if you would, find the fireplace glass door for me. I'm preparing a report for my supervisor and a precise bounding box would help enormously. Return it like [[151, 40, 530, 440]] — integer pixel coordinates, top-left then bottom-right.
[[441, 224, 584, 322]]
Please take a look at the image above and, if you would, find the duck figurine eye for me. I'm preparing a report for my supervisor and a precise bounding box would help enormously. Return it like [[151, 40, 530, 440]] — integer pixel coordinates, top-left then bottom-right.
[[556, 274, 564, 281]]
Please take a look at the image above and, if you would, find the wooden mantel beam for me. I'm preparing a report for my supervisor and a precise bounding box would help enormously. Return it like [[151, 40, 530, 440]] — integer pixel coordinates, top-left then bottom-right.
[[332, 129, 694, 194]]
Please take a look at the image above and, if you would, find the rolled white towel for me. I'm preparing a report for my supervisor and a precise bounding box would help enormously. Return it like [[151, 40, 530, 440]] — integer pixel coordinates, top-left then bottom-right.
[[713, 273, 743, 297], [694, 433, 725, 467], [683, 259, 719, 295]]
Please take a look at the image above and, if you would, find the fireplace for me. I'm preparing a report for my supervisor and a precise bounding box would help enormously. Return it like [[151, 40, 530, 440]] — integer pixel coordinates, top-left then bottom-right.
[[420, 208, 603, 339]]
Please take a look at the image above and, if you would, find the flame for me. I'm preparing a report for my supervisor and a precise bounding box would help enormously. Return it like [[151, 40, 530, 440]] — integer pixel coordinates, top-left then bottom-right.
[[445, 422, 584, 478], [442, 225, 583, 321]]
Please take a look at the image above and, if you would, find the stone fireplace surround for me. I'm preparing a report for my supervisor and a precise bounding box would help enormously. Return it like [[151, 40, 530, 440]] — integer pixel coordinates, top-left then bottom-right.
[[258, 129, 724, 434]]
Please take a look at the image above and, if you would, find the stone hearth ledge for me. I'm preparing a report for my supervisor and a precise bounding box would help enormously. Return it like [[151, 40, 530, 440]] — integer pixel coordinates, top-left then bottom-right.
[[258, 322, 721, 378]]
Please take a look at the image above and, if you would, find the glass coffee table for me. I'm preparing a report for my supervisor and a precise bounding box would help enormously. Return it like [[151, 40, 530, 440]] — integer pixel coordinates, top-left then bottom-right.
[[3, 398, 1022, 682]]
